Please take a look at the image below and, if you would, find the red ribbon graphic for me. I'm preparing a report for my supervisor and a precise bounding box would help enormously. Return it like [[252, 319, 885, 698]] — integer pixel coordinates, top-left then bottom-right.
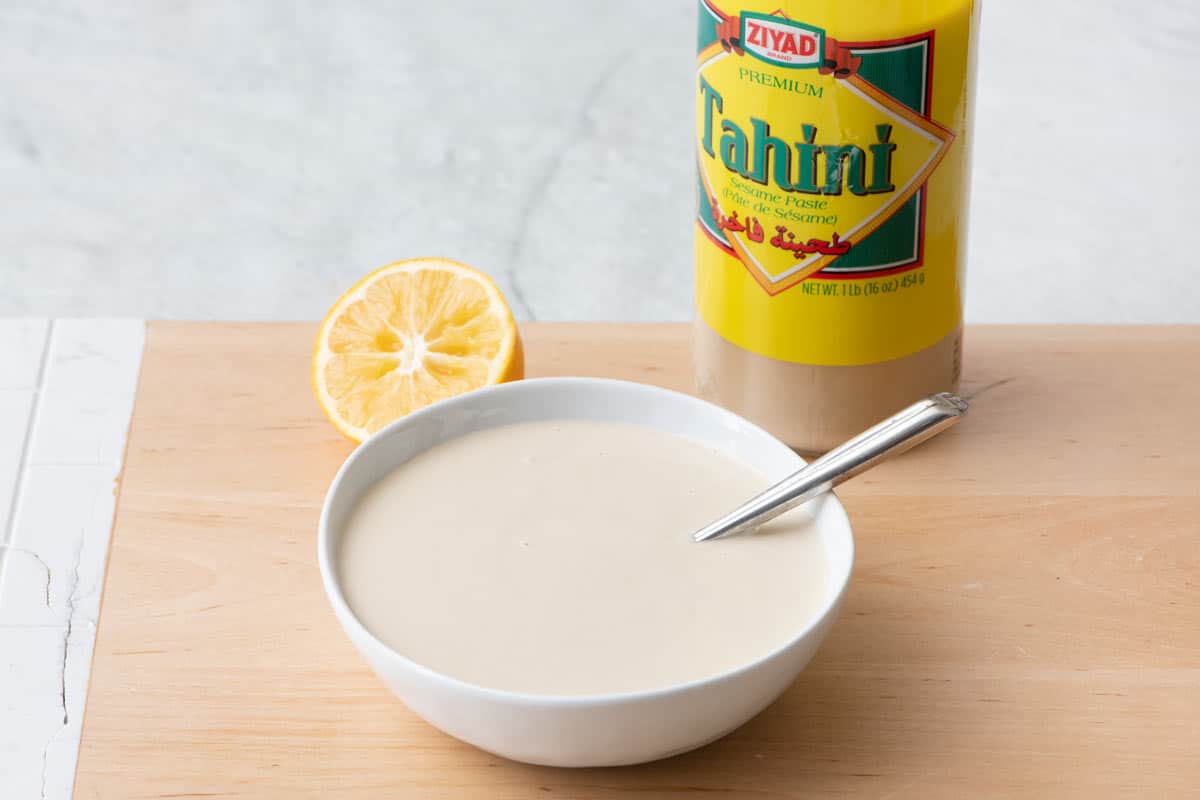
[[713, 12, 861, 78]]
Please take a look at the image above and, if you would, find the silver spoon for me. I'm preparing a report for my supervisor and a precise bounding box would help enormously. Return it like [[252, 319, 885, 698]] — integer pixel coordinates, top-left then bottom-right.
[[693, 392, 968, 542]]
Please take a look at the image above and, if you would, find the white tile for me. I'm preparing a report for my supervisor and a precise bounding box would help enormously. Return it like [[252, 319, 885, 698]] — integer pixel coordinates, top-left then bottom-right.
[[0, 319, 49, 390], [29, 319, 144, 465], [0, 390, 35, 538], [4, 464, 121, 628], [0, 320, 144, 799], [41, 620, 94, 800], [0, 544, 56, 627], [0, 626, 71, 800]]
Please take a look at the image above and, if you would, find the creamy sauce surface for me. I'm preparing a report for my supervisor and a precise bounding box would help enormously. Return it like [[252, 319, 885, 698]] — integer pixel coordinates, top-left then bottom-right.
[[338, 419, 828, 694]]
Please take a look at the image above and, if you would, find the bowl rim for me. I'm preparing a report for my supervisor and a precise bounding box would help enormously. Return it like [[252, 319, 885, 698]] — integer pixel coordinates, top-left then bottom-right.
[[318, 376, 855, 707]]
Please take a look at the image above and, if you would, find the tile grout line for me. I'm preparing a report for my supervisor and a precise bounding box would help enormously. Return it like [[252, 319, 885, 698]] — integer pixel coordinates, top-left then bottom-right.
[[0, 321, 55, 591]]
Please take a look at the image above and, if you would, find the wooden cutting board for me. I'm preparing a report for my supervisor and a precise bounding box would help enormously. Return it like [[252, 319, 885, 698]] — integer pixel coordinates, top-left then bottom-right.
[[75, 323, 1200, 798]]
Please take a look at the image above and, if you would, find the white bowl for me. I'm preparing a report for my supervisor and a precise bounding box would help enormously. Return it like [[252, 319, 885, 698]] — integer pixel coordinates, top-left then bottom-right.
[[318, 378, 854, 767]]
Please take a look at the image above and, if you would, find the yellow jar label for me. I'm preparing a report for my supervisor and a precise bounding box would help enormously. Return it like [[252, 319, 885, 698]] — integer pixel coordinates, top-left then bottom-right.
[[695, 0, 975, 366]]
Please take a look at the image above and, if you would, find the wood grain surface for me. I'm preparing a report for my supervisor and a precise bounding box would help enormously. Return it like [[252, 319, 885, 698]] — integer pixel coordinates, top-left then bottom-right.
[[74, 323, 1200, 798]]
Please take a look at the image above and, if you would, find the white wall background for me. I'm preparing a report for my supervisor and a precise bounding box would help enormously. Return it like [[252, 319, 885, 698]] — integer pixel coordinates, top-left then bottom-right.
[[1, 0, 1196, 322]]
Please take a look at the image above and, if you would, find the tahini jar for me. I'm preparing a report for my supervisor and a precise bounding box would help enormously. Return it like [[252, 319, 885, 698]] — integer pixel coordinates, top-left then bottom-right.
[[694, 0, 979, 452]]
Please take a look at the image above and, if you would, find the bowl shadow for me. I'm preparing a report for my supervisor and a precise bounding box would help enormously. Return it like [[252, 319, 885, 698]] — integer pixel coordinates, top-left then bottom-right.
[[507, 578, 954, 795]]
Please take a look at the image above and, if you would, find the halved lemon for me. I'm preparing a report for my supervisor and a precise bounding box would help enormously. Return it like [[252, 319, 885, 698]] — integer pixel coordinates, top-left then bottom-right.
[[313, 258, 523, 442]]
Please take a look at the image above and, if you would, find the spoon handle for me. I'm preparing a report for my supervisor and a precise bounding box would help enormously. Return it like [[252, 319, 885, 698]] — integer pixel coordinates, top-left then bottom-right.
[[692, 392, 968, 543]]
